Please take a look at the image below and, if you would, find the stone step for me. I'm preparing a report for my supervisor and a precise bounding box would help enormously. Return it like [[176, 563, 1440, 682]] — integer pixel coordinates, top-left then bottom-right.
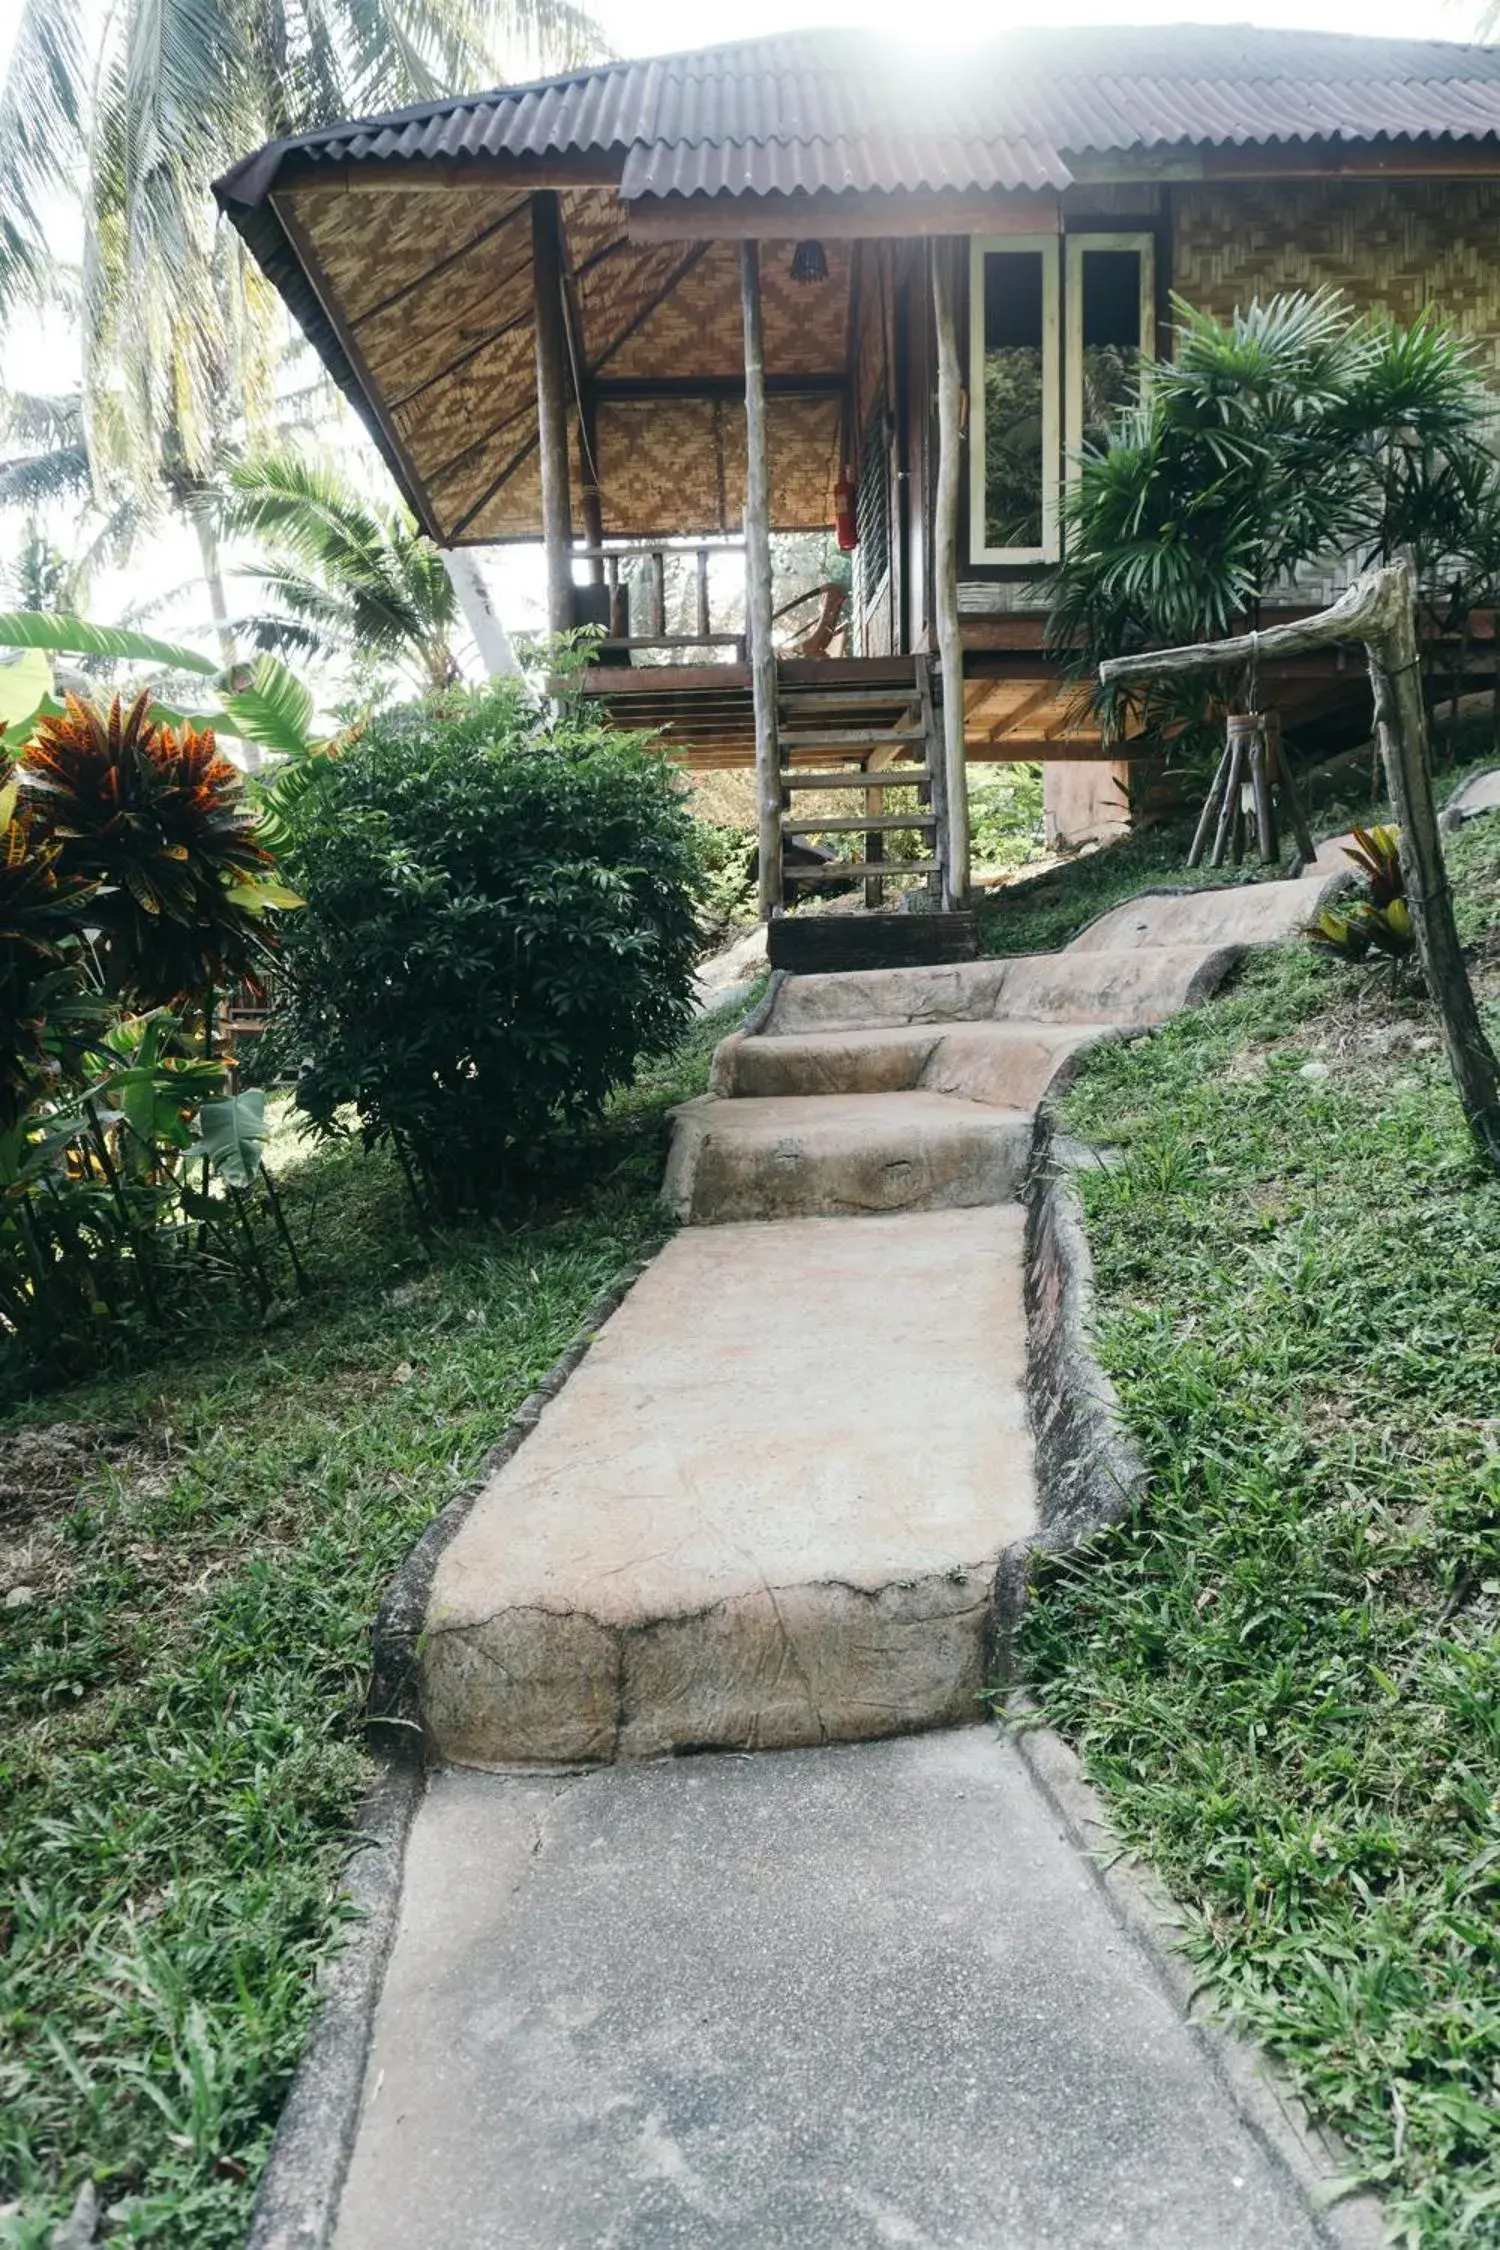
[[762, 944, 1245, 1037], [662, 1090, 1033, 1224], [420, 1211, 1035, 1768], [711, 1019, 1110, 1107]]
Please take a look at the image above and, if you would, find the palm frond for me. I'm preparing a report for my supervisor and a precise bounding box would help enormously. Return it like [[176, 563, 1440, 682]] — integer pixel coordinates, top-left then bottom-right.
[[0, 0, 87, 312]]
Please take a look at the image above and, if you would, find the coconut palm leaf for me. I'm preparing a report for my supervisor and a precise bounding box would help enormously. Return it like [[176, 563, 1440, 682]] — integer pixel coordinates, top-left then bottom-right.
[[216, 654, 315, 757], [0, 609, 218, 676], [226, 450, 461, 684], [0, 0, 86, 311]]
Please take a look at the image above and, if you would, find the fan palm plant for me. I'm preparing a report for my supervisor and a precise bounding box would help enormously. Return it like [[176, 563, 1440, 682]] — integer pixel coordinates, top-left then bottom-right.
[[225, 450, 465, 691], [1049, 289, 1500, 760]]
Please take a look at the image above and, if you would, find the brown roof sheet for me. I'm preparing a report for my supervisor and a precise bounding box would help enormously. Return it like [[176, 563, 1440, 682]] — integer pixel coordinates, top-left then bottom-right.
[[212, 24, 1500, 547], [217, 25, 1500, 212]]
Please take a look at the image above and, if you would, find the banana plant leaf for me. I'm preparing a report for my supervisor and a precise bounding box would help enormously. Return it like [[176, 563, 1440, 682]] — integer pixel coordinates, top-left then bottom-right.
[[189, 1089, 269, 1188]]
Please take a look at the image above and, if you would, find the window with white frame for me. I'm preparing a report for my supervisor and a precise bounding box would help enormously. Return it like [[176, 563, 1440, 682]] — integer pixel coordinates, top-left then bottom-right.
[[969, 231, 1155, 566]]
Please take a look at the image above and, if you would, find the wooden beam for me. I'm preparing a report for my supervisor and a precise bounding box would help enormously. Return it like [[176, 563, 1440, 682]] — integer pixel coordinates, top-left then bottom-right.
[[532, 189, 575, 637], [591, 373, 845, 401], [931, 237, 969, 907], [627, 188, 1062, 243], [740, 239, 781, 919]]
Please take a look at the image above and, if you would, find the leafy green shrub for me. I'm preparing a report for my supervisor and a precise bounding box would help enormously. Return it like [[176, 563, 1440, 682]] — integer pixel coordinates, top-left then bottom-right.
[[967, 764, 1045, 874], [695, 821, 757, 933], [268, 684, 703, 1208]]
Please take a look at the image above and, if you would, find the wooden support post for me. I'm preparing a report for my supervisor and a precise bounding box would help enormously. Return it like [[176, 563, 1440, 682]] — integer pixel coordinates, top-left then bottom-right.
[[864, 774, 886, 908], [931, 238, 970, 910], [578, 402, 605, 587], [696, 546, 711, 642], [741, 239, 782, 919], [650, 549, 667, 638], [1101, 557, 1500, 1172], [531, 190, 575, 638]]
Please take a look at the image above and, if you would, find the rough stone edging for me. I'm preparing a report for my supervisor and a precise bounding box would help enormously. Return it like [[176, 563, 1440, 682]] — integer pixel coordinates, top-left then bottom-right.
[[1010, 1707, 1389, 2250], [1020, 1103, 1146, 1550], [1013, 1095, 1389, 2246], [1438, 761, 1500, 831], [366, 1260, 649, 1765], [245, 1762, 422, 2250]]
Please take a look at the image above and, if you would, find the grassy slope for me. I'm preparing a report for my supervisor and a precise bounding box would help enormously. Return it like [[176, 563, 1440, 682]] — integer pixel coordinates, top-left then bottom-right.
[[0, 1003, 736, 2248], [1020, 805, 1500, 2246], [974, 743, 1398, 958]]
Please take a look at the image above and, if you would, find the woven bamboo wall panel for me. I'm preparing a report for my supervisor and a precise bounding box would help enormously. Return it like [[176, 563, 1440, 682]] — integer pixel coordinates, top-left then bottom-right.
[[1174, 182, 1500, 378], [285, 182, 529, 328], [599, 237, 852, 378], [586, 393, 839, 535], [284, 181, 850, 539]]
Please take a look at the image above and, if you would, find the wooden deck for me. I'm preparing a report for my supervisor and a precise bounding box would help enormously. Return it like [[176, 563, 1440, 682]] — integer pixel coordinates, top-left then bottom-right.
[[581, 617, 1396, 772]]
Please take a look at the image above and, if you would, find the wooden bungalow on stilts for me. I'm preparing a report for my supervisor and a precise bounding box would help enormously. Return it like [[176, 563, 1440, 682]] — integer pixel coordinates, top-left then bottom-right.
[[217, 27, 1500, 967]]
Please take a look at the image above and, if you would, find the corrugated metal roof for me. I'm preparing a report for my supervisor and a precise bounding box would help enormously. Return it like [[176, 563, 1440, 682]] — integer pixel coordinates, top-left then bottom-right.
[[216, 25, 1500, 210]]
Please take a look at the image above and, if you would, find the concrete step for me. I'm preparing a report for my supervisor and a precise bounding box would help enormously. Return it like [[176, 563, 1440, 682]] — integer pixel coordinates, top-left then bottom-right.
[[763, 944, 1245, 1037], [421, 1212, 1035, 1768], [663, 1089, 1033, 1224], [711, 1019, 1110, 1107]]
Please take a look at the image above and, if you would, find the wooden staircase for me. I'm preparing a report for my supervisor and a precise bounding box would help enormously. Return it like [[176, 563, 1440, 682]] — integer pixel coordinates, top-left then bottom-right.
[[768, 656, 977, 974]]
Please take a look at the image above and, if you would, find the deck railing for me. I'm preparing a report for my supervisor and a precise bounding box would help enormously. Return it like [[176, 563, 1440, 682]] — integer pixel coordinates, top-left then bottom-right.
[[572, 539, 748, 661]]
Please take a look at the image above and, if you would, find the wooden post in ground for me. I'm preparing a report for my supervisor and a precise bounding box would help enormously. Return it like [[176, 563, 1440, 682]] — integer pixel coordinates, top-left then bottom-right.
[[741, 239, 782, 920], [931, 237, 970, 910], [1101, 556, 1500, 1172], [531, 191, 576, 639], [578, 401, 605, 589]]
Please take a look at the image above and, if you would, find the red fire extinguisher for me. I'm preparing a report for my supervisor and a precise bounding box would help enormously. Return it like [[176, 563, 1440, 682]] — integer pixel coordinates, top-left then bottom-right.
[[835, 467, 858, 553]]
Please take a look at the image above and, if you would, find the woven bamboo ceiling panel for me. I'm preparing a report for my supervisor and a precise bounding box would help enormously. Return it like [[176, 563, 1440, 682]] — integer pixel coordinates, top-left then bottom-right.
[[272, 179, 852, 543]]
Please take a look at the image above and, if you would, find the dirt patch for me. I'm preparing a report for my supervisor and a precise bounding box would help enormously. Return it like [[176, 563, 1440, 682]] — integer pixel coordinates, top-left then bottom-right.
[[0, 1421, 147, 1531]]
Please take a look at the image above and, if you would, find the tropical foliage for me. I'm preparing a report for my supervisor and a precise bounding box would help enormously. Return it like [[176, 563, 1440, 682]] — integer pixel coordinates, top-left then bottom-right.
[[224, 450, 463, 692], [1307, 823, 1417, 965], [266, 683, 704, 1212], [1048, 289, 1500, 757], [0, 0, 601, 652], [0, 687, 301, 1378]]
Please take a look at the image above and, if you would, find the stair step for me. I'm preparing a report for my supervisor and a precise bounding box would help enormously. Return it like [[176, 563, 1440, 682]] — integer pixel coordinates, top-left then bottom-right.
[[780, 768, 929, 790], [778, 727, 928, 749], [787, 859, 940, 884], [782, 813, 937, 834], [663, 1091, 1033, 1224]]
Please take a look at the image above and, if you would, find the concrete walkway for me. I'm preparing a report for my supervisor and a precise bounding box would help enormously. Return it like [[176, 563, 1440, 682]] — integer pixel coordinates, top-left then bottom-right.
[[322, 849, 1373, 2249], [416, 842, 1351, 1767], [335, 1733, 1341, 2250]]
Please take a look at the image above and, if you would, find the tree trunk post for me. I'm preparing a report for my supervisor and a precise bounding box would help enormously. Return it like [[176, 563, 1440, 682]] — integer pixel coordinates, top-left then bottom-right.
[[439, 549, 520, 679], [532, 191, 576, 640], [931, 237, 970, 909], [1101, 557, 1500, 1171], [741, 239, 782, 921], [578, 401, 606, 588]]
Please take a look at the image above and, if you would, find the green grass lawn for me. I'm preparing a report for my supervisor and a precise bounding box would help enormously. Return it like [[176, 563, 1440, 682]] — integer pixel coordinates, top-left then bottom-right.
[[1020, 804, 1500, 2247], [0, 1002, 736, 2248]]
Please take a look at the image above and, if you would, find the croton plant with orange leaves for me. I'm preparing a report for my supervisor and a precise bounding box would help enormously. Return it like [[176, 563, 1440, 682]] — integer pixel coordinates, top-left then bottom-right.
[[20, 689, 296, 1006]]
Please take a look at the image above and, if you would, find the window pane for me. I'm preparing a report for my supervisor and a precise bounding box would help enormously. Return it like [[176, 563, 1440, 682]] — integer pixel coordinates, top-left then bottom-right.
[[1080, 249, 1144, 456], [982, 250, 1045, 550]]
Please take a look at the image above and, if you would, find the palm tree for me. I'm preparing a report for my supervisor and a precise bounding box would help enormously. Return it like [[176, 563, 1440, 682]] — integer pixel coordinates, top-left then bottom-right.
[[0, 0, 599, 652], [0, 388, 153, 616], [225, 449, 466, 692]]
